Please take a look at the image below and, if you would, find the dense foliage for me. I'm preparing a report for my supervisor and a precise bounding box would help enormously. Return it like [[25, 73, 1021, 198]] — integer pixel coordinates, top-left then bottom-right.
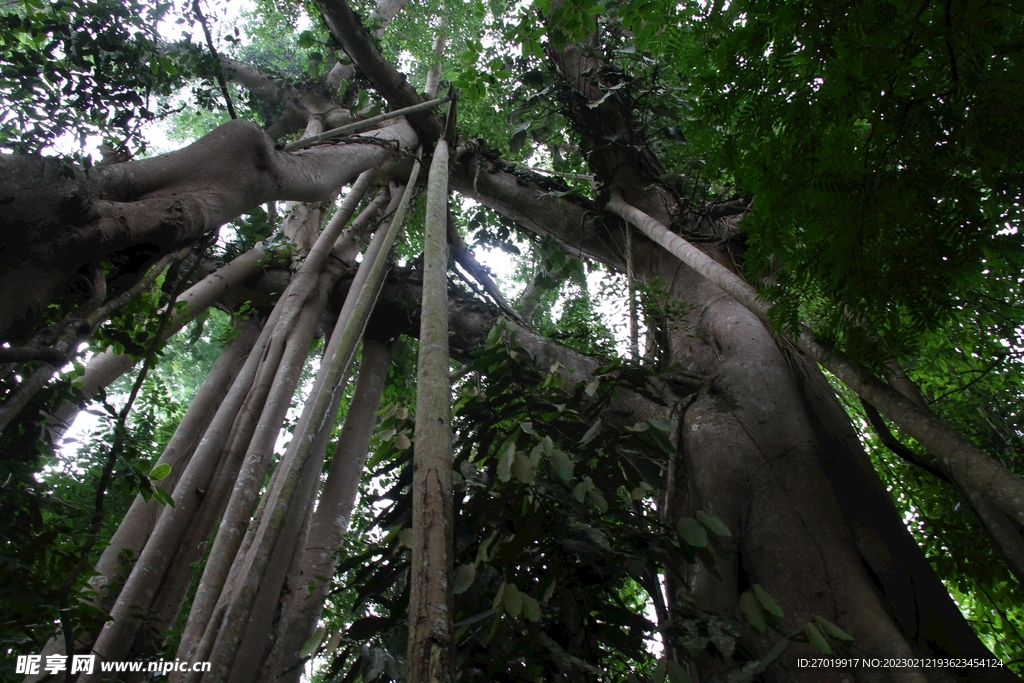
[[1, 0, 1022, 678]]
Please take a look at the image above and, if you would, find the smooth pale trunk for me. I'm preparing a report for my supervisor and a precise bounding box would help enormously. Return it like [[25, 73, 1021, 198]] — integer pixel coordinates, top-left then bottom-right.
[[21, 319, 260, 680], [90, 318, 260, 606], [174, 174, 375, 666], [196, 163, 421, 683], [407, 138, 454, 683], [263, 338, 392, 683], [79, 281, 291, 679]]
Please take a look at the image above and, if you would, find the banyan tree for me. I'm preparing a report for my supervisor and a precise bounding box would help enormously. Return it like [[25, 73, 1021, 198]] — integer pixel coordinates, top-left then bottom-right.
[[1, 0, 1022, 681]]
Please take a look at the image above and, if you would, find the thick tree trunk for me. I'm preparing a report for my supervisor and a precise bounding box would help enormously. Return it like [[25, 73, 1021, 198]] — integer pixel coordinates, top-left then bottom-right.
[[407, 138, 454, 683], [261, 338, 393, 683]]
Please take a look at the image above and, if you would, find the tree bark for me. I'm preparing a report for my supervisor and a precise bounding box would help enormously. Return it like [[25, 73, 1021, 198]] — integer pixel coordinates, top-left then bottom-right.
[[407, 137, 454, 683], [196, 163, 421, 683], [261, 338, 393, 683], [606, 191, 1024, 529], [0, 119, 416, 340]]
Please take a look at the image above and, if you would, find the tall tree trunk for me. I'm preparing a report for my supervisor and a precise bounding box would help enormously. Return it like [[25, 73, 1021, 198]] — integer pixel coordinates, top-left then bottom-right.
[[193, 162, 421, 683], [260, 337, 392, 683], [407, 136, 454, 683], [22, 318, 260, 682], [173, 171, 379, 668]]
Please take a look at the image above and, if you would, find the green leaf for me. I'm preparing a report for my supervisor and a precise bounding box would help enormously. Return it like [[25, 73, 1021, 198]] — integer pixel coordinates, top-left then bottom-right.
[[520, 420, 536, 435], [815, 616, 854, 642], [153, 486, 175, 507], [753, 584, 784, 618], [513, 452, 535, 484], [453, 564, 476, 594], [395, 433, 411, 450], [542, 578, 556, 604], [502, 582, 522, 616], [550, 448, 574, 481], [677, 517, 708, 548], [588, 488, 608, 513], [498, 442, 515, 482], [299, 626, 325, 658], [522, 594, 541, 622], [696, 509, 731, 537], [581, 418, 602, 445], [584, 378, 600, 395], [803, 621, 832, 654], [148, 463, 171, 481], [739, 591, 766, 633], [493, 582, 506, 609], [573, 482, 587, 502]]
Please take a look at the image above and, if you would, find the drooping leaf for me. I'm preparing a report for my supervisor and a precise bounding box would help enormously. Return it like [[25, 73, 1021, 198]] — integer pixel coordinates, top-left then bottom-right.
[[677, 517, 708, 548]]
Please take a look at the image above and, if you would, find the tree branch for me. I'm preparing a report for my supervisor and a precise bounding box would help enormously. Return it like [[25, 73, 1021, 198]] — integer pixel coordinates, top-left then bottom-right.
[[315, 0, 444, 140], [192, 0, 237, 120]]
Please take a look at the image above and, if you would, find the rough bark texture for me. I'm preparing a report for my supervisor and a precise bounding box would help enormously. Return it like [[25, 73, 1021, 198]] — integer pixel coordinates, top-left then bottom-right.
[[0, 119, 416, 340], [407, 139, 454, 683]]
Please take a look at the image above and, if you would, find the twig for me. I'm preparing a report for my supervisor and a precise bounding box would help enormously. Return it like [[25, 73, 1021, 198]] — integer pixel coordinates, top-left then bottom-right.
[[928, 353, 1008, 404], [284, 95, 451, 151], [193, 0, 237, 120], [861, 399, 951, 483]]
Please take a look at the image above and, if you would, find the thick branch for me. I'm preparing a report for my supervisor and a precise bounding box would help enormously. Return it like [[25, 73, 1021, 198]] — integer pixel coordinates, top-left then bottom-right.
[[607, 189, 1024, 528], [315, 0, 444, 140], [862, 401, 1024, 585]]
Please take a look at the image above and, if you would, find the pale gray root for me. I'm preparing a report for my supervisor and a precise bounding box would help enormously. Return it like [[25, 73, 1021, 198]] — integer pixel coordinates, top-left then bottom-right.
[[227, 468, 317, 683], [281, 116, 331, 256], [262, 338, 392, 683], [47, 244, 268, 438], [606, 190, 1024, 529], [78, 281, 294, 680], [407, 138, 454, 683], [173, 179, 377, 651], [331, 187, 392, 265], [174, 235, 354, 668], [91, 317, 260, 605], [626, 222, 639, 359], [423, 15, 446, 99], [225, 260, 382, 682], [20, 319, 259, 680], [195, 162, 422, 683], [515, 256, 565, 324]]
